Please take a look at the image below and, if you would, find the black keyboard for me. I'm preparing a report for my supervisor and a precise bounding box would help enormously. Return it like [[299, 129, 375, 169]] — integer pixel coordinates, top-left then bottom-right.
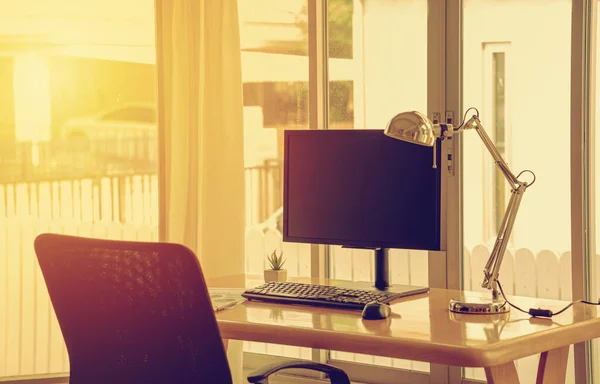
[[241, 281, 405, 310]]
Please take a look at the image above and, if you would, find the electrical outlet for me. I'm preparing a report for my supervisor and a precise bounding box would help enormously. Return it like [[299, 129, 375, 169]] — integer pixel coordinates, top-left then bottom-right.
[[432, 112, 440, 124]]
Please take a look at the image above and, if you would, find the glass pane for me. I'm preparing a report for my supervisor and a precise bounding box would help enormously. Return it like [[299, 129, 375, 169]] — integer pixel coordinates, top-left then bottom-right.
[[327, 0, 429, 373], [462, 0, 573, 381], [0, 1, 157, 378], [239, 0, 312, 360]]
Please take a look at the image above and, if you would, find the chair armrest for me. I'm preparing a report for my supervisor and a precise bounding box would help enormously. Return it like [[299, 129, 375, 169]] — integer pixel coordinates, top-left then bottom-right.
[[247, 360, 350, 384]]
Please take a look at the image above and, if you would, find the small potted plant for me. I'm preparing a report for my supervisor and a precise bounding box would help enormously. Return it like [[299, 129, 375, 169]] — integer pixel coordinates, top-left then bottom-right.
[[264, 249, 287, 282]]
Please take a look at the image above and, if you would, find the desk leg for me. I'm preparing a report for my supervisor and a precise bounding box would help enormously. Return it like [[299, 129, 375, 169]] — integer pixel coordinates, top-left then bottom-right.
[[536, 346, 569, 384], [225, 339, 244, 384], [484, 362, 520, 384]]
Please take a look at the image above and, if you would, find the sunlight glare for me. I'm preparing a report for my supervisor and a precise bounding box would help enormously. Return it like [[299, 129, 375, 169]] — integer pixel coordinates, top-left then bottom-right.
[[13, 54, 51, 143]]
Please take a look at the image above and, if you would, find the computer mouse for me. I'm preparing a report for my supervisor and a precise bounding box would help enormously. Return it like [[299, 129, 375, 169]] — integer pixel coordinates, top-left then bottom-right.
[[361, 302, 392, 320]]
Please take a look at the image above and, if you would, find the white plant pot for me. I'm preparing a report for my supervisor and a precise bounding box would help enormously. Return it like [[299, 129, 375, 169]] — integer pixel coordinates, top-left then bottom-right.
[[264, 269, 287, 283]]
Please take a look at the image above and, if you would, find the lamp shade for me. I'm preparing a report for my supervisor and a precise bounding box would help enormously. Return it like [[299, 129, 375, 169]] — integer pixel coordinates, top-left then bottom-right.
[[384, 111, 437, 147]]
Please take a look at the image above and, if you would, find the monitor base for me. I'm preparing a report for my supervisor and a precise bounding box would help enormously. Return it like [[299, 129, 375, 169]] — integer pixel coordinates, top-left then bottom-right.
[[338, 247, 429, 300], [339, 281, 429, 298]]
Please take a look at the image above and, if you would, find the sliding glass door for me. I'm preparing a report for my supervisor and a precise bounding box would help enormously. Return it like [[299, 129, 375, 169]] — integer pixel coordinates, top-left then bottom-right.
[[237, 0, 312, 360], [7, 0, 600, 383], [459, 0, 600, 383], [0, 1, 158, 378], [326, 0, 431, 375]]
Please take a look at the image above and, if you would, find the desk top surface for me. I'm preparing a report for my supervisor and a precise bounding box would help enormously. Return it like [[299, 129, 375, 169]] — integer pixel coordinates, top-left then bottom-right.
[[208, 274, 600, 367]]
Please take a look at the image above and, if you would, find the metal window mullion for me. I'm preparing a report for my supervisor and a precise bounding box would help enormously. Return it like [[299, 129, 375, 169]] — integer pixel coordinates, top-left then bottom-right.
[[585, 0, 598, 382], [444, 1, 463, 383], [155, 0, 169, 242], [443, 0, 463, 294], [307, 0, 330, 367], [428, 0, 464, 383], [588, 1, 599, 381], [428, 1, 447, 383], [571, 0, 596, 383], [308, 0, 329, 133], [308, 0, 329, 283]]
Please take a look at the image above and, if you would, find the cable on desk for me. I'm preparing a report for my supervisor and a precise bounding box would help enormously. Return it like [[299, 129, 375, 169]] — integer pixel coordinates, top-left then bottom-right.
[[497, 280, 600, 318]]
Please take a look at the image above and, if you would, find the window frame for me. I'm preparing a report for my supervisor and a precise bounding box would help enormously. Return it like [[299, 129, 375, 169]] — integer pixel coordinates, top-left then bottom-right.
[[243, 1, 455, 383], [453, 0, 595, 382], [240, 0, 600, 383], [448, 0, 596, 382]]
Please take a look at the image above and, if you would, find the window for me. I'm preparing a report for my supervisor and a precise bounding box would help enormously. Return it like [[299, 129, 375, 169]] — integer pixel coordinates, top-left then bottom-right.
[[327, 0, 430, 374], [462, 1, 573, 382], [487, 45, 509, 239], [0, 1, 158, 378], [491, 51, 507, 234], [481, 43, 511, 242], [5, 0, 600, 383], [241, 1, 434, 380], [239, 0, 312, 361]]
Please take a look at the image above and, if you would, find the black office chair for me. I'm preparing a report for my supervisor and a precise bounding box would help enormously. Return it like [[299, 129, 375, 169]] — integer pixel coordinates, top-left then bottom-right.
[[34, 233, 350, 384]]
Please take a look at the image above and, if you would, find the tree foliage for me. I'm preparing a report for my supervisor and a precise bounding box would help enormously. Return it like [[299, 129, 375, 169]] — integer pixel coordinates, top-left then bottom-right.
[[296, 0, 354, 59]]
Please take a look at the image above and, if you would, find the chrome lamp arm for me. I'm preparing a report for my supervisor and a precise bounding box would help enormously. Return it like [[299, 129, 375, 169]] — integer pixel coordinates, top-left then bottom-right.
[[384, 108, 535, 313], [463, 115, 532, 298]]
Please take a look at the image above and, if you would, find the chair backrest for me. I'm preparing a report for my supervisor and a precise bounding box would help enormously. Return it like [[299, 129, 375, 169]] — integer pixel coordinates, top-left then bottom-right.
[[34, 233, 233, 384]]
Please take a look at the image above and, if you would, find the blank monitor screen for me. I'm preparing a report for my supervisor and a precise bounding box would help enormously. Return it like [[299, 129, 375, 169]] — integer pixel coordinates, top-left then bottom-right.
[[283, 129, 442, 251]]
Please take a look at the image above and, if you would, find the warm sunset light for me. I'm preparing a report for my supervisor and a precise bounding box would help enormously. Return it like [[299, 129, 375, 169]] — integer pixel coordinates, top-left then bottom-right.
[[2, 1, 600, 383]]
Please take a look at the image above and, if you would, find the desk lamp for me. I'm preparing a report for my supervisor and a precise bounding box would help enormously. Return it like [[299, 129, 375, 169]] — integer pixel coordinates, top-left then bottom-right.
[[384, 108, 535, 314]]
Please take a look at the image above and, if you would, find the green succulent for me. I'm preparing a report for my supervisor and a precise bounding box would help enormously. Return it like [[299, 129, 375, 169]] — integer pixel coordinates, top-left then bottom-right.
[[267, 250, 286, 270]]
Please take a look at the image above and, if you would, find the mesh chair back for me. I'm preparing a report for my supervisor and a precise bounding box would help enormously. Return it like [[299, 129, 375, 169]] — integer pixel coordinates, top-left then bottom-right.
[[34, 233, 233, 384]]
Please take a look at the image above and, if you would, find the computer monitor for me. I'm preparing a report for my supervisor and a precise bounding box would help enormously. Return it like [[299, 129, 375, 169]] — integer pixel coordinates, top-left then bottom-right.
[[283, 129, 442, 293]]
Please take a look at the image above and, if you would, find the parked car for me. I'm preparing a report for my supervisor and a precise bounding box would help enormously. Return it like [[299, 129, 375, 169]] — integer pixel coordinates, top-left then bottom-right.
[[59, 104, 277, 172], [60, 103, 157, 141], [60, 103, 158, 171]]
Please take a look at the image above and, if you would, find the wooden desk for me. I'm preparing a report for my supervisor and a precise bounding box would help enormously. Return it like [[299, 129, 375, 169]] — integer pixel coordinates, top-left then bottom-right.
[[208, 274, 600, 383]]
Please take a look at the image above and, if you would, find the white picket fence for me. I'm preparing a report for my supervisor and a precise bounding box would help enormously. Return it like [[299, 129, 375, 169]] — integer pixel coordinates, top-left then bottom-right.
[[0, 220, 581, 383], [0, 219, 158, 378]]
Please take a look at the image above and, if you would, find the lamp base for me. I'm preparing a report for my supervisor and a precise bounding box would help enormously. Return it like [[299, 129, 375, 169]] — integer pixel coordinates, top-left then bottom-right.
[[448, 295, 509, 314]]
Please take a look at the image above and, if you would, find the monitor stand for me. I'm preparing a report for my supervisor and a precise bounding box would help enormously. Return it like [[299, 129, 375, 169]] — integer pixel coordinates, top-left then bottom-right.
[[339, 247, 429, 298]]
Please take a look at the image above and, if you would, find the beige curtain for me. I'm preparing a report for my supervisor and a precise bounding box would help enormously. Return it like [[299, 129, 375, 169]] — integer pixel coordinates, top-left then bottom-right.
[[155, 1, 246, 382], [155, 0, 245, 279]]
